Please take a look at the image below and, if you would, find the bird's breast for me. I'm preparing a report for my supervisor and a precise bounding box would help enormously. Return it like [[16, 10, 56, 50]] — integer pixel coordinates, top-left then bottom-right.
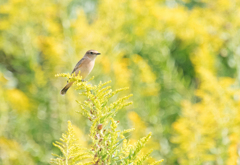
[[76, 60, 95, 79]]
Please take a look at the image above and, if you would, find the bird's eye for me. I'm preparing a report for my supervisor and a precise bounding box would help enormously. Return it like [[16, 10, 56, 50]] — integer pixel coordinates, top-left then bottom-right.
[[90, 52, 93, 54]]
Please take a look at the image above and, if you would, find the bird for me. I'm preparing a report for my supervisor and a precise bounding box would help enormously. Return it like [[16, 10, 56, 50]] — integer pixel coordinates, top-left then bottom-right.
[[60, 50, 101, 95]]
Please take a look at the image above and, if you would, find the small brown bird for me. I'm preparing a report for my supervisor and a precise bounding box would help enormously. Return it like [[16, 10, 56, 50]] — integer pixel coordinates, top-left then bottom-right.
[[60, 50, 101, 95]]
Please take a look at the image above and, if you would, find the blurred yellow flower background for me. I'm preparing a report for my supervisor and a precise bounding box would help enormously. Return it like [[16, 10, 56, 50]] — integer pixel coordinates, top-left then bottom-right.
[[1, 0, 240, 164]]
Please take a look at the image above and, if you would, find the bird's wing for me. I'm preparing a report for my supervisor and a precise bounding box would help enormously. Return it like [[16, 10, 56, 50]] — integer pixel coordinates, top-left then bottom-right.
[[71, 57, 86, 74]]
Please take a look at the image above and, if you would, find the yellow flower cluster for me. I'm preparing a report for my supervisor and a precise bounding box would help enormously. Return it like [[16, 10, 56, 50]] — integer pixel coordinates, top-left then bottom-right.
[[52, 74, 162, 164], [173, 76, 240, 164]]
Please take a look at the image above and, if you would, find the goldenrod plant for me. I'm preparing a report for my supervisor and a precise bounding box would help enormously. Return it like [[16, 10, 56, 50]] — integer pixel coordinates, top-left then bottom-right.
[[50, 121, 92, 165], [2, 0, 240, 164], [51, 73, 163, 165]]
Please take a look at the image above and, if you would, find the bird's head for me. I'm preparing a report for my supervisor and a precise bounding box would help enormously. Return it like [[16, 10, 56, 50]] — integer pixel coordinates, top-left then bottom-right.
[[85, 50, 101, 59]]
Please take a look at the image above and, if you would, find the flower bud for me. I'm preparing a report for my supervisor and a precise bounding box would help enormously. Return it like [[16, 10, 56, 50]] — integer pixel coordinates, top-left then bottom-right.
[[97, 124, 103, 130]]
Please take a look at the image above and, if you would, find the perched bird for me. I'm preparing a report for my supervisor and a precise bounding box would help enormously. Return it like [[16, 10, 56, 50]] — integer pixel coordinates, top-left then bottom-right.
[[60, 50, 101, 95]]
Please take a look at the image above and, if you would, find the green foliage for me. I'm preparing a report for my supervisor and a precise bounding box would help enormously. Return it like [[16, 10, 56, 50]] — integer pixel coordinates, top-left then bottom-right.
[[51, 121, 92, 165], [52, 74, 163, 165], [1, 0, 240, 164]]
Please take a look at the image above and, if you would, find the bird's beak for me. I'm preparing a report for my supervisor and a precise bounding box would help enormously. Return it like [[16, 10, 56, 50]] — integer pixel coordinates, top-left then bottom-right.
[[96, 53, 101, 55]]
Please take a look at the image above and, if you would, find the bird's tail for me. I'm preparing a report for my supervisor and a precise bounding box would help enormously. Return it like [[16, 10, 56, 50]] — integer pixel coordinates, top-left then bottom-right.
[[60, 82, 74, 95]]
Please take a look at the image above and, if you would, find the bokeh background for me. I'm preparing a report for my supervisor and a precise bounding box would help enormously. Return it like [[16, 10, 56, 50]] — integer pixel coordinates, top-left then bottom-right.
[[1, 0, 240, 164]]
